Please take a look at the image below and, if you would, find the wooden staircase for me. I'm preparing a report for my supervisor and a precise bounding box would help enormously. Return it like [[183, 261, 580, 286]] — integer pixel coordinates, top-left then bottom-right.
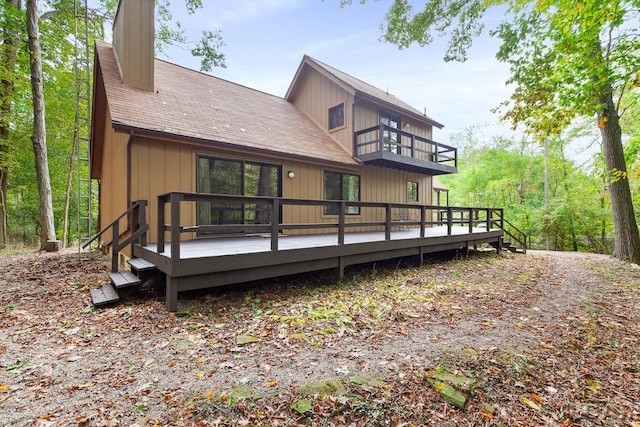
[[83, 200, 154, 307], [90, 257, 158, 306]]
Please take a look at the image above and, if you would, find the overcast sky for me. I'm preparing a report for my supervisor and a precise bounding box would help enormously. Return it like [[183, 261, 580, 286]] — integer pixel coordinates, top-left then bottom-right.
[[157, 0, 518, 146]]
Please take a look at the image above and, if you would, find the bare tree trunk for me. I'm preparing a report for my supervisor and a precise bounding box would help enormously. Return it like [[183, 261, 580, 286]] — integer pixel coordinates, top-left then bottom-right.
[[26, 0, 57, 251], [0, 0, 23, 249], [599, 88, 640, 263]]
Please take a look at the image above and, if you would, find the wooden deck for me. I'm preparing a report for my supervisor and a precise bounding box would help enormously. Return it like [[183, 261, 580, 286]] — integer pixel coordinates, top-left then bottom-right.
[[134, 225, 503, 312], [87, 192, 525, 311]]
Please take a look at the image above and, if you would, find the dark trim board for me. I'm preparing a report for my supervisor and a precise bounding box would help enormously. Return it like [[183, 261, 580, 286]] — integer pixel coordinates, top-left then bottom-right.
[[133, 228, 503, 311]]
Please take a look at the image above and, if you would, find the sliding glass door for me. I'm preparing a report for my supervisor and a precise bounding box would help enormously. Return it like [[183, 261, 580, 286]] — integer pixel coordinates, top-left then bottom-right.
[[197, 156, 281, 233]]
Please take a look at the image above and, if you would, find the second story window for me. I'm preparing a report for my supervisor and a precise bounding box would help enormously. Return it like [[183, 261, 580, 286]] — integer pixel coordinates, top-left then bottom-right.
[[407, 181, 418, 202], [329, 103, 345, 130]]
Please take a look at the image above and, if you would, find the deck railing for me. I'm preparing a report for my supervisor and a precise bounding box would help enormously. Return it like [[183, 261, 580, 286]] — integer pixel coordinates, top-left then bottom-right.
[[354, 124, 457, 167], [156, 192, 505, 262], [81, 200, 149, 272]]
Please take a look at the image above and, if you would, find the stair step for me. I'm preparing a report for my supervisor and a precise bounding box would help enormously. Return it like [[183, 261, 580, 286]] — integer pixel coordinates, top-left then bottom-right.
[[109, 271, 142, 289], [90, 284, 120, 306], [128, 258, 156, 272]]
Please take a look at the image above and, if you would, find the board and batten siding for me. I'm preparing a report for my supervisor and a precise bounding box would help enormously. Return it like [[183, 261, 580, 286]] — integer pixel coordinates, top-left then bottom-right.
[[130, 137, 195, 243], [123, 135, 433, 241], [287, 67, 354, 154], [98, 113, 128, 247]]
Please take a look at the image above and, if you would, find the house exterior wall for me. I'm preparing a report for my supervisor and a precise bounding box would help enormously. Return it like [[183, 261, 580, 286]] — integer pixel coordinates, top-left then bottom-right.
[[97, 113, 128, 246], [287, 67, 354, 154], [124, 137, 432, 241]]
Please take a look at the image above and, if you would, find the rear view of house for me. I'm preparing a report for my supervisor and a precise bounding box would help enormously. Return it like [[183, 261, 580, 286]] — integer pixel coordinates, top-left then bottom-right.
[[89, 0, 519, 311]]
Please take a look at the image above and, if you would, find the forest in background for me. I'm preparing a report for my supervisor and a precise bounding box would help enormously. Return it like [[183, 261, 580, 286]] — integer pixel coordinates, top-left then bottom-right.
[[1, 0, 639, 259]]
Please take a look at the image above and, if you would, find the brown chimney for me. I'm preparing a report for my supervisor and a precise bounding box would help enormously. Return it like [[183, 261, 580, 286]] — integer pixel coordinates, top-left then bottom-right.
[[112, 0, 154, 91]]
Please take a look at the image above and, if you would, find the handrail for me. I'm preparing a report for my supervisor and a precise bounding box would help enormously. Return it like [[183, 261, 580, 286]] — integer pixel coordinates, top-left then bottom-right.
[[354, 124, 457, 167], [81, 200, 148, 272], [156, 192, 508, 262], [82, 200, 146, 249], [492, 210, 527, 253]]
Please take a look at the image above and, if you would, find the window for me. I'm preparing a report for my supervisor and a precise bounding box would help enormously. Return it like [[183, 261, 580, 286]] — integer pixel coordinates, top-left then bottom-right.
[[197, 156, 281, 230], [328, 103, 345, 130], [323, 171, 360, 215], [407, 181, 418, 203], [380, 110, 401, 154]]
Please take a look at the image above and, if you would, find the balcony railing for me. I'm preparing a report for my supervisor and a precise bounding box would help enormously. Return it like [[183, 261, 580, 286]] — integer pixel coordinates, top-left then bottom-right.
[[354, 124, 457, 175]]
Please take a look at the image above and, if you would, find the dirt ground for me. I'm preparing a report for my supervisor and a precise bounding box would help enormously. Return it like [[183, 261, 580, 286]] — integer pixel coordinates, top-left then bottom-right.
[[0, 249, 638, 426]]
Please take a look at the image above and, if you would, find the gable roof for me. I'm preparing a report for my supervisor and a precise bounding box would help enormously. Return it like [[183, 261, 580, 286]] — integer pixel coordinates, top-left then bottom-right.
[[286, 55, 444, 129], [93, 41, 358, 167]]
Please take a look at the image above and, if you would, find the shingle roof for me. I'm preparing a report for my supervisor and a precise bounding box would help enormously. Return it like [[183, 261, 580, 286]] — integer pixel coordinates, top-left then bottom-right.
[[287, 55, 444, 129], [95, 41, 358, 166]]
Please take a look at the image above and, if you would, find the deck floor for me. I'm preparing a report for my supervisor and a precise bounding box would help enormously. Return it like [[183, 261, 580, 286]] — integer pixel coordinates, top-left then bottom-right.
[[143, 226, 495, 259]]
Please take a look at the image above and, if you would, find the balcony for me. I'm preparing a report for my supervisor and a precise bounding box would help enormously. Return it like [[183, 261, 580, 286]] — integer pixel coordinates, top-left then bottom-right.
[[354, 124, 457, 175]]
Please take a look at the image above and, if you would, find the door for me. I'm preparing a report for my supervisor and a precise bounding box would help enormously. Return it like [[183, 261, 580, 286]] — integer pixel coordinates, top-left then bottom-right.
[[380, 110, 401, 154], [197, 156, 281, 233]]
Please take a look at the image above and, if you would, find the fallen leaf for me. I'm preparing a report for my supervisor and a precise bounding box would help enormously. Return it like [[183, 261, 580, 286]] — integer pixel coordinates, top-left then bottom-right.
[[236, 335, 261, 345], [521, 396, 542, 411], [529, 392, 545, 405], [291, 399, 312, 414], [196, 370, 205, 378], [205, 390, 214, 399]]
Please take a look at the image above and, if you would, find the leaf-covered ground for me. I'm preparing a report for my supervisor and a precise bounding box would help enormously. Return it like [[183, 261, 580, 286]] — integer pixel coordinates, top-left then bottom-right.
[[0, 249, 638, 426]]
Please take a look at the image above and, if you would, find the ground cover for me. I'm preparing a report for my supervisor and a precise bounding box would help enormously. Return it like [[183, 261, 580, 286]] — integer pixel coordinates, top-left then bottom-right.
[[0, 249, 638, 426]]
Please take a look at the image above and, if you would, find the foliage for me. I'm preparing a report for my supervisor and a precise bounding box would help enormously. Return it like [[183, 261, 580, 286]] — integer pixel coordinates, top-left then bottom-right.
[[0, 0, 226, 248], [349, 0, 640, 261], [441, 133, 610, 251]]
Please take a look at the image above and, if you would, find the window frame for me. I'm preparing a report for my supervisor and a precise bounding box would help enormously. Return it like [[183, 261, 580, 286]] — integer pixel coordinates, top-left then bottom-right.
[[323, 170, 361, 215], [407, 181, 419, 203], [328, 102, 346, 131], [195, 154, 282, 231]]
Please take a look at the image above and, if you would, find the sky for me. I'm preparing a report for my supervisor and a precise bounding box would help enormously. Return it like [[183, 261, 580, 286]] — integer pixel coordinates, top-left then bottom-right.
[[156, 0, 517, 147]]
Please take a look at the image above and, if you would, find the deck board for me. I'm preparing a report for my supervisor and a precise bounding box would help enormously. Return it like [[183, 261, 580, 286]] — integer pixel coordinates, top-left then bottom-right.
[[144, 226, 489, 259]]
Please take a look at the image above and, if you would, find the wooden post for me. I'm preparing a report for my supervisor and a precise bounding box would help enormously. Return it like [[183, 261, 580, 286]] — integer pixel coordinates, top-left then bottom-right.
[[111, 219, 119, 272], [468, 208, 474, 234], [338, 202, 345, 246], [447, 207, 453, 236], [271, 198, 279, 252], [157, 196, 165, 253], [139, 200, 148, 246], [166, 275, 178, 312], [170, 193, 181, 261], [336, 256, 345, 282], [420, 205, 426, 238], [385, 204, 391, 241]]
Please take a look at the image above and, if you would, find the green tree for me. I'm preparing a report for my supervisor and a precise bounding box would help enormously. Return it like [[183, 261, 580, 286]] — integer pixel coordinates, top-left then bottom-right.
[[349, 0, 640, 262], [0, 0, 226, 249]]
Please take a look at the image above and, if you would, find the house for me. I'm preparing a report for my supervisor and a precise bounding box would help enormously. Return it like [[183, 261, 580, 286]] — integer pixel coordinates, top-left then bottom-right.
[[89, 0, 514, 311]]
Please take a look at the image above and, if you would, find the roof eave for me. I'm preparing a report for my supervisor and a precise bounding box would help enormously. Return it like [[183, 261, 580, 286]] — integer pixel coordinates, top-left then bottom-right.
[[111, 121, 362, 169], [356, 92, 444, 129]]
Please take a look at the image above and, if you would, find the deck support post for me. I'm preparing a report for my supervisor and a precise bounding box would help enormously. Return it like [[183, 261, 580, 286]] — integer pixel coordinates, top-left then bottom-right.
[[418, 247, 424, 266], [166, 275, 178, 312], [420, 206, 426, 238], [336, 256, 345, 282], [170, 193, 182, 261]]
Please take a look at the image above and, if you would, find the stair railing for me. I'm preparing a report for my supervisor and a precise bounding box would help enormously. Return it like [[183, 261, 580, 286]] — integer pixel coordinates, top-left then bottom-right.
[[491, 210, 527, 253], [81, 200, 149, 272]]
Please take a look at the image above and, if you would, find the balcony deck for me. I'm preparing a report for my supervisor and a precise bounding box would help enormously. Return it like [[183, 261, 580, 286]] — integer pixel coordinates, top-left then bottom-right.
[[354, 124, 457, 175]]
